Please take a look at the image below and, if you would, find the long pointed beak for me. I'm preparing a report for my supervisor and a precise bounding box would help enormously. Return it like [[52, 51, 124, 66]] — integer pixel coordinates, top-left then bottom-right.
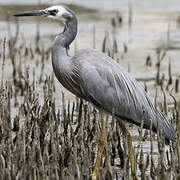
[[14, 10, 50, 17]]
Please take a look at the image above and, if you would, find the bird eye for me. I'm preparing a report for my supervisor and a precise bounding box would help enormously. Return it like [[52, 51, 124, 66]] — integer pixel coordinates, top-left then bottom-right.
[[53, 9, 58, 13], [49, 9, 58, 16]]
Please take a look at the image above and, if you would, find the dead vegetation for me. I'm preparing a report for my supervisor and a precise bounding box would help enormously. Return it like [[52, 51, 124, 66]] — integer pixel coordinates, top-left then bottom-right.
[[0, 11, 179, 180]]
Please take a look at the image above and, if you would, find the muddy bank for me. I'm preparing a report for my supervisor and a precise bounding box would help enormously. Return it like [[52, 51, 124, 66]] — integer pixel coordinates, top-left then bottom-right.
[[0, 4, 99, 21]]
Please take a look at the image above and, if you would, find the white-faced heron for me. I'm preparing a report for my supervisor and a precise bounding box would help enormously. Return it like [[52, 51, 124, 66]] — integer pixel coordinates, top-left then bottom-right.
[[14, 5, 176, 179]]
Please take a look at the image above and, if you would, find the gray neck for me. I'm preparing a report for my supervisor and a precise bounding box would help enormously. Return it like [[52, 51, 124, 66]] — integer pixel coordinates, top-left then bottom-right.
[[53, 16, 78, 54], [52, 15, 77, 78], [62, 17, 78, 49]]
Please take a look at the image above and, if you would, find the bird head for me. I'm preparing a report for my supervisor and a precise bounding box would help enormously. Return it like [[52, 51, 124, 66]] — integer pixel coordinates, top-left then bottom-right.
[[14, 5, 74, 22]]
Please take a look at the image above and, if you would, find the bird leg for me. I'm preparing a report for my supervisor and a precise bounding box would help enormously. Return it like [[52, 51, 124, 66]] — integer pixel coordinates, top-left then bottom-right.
[[92, 114, 107, 180], [117, 120, 137, 180]]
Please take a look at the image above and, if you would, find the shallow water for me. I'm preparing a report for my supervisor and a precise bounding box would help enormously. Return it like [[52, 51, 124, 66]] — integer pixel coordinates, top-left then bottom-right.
[[1, 2, 180, 77], [1, 2, 179, 108], [1, 0, 180, 12], [0, 2, 179, 175]]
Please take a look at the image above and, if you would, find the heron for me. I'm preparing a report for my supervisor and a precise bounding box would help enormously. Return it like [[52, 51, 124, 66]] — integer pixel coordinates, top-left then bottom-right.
[[14, 5, 176, 179]]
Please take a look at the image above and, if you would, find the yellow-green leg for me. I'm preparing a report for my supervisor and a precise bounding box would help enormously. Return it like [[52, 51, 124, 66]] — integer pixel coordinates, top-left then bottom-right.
[[117, 120, 138, 180], [92, 116, 137, 180], [92, 116, 107, 180]]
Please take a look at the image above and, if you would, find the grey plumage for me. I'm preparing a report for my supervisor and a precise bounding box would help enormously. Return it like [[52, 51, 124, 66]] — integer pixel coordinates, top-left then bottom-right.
[[55, 47, 176, 142], [14, 5, 176, 143]]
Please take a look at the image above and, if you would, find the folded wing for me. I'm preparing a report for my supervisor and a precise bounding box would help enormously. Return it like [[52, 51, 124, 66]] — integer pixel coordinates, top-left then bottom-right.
[[78, 50, 176, 142]]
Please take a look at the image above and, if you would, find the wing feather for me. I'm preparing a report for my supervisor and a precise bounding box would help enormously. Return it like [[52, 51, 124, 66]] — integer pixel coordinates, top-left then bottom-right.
[[77, 49, 176, 142]]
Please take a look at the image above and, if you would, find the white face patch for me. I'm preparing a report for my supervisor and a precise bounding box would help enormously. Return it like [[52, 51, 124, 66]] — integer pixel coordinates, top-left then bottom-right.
[[45, 5, 71, 20]]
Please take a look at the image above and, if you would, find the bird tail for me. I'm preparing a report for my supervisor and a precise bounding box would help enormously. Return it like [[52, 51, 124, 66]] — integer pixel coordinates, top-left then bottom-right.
[[156, 110, 177, 144]]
